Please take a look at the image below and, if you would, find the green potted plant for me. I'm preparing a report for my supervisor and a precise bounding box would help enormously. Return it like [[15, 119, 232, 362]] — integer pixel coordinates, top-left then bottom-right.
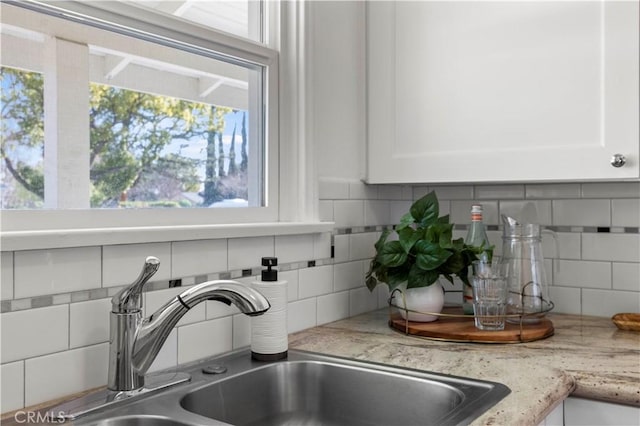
[[365, 191, 482, 322]]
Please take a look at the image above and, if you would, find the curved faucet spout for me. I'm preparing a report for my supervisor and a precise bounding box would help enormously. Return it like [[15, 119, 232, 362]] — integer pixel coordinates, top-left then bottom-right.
[[108, 279, 270, 391], [132, 280, 269, 378]]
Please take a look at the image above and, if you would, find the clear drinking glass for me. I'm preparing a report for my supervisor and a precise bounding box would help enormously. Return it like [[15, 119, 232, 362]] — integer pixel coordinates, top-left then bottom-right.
[[472, 275, 508, 331]]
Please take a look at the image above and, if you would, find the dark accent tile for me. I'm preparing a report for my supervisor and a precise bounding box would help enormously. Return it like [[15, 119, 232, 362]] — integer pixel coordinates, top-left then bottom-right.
[[31, 295, 53, 309], [169, 279, 182, 288], [242, 269, 252, 277], [307, 260, 316, 268], [331, 245, 335, 258], [624, 227, 639, 234], [1, 301, 11, 313], [195, 275, 209, 284], [219, 272, 231, 280], [597, 227, 611, 233]]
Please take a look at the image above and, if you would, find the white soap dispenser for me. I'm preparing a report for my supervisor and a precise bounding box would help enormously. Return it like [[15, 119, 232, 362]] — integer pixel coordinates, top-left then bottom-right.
[[251, 257, 288, 361]]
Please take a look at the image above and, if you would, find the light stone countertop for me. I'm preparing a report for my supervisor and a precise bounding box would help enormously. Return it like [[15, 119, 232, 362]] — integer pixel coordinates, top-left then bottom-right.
[[288, 310, 640, 426]]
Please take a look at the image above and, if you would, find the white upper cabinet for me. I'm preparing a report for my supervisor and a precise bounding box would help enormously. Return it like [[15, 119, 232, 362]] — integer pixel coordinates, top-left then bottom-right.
[[366, 1, 639, 184]]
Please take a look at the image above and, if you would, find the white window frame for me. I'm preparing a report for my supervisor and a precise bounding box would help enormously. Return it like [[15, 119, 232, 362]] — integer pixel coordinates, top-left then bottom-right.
[[1, 1, 328, 251]]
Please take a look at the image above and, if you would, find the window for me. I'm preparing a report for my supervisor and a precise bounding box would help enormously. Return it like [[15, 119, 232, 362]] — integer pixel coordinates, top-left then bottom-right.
[[1, 0, 281, 234]]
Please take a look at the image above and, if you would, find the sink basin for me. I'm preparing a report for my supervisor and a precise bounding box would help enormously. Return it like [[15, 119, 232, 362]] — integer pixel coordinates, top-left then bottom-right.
[[180, 351, 510, 426], [75, 349, 510, 426]]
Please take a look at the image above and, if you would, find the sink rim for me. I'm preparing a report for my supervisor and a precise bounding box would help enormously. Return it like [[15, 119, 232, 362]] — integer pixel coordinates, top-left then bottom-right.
[[75, 348, 511, 426]]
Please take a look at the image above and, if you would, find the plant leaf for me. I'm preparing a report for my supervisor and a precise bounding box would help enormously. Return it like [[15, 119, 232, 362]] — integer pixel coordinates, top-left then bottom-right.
[[437, 214, 450, 224], [410, 191, 439, 226], [395, 212, 415, 231], [377, 241, 408, 267], [397, 227, 421, 253], [407, 265, 440, 288], [414, 240, 452, 270], [374, 229, 391, 252], [440, 251, 465, 274]]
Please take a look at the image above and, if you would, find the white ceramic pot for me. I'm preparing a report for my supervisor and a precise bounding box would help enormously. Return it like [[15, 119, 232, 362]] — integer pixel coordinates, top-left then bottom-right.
[[392, 281, 445, 322]]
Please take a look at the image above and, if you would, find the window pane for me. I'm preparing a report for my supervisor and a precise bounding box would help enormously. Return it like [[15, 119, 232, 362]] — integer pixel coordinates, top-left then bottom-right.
[[89, 84, 253, 208], [0, 67, 45, 209], [125, 1, 264, 43]]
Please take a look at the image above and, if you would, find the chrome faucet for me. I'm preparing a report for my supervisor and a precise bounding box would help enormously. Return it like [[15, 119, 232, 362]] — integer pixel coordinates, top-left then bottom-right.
[[108, 256, 270, 392]]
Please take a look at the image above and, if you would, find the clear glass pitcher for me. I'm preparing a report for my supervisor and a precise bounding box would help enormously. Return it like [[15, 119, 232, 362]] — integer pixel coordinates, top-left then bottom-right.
[[501, 216, 553, 324]]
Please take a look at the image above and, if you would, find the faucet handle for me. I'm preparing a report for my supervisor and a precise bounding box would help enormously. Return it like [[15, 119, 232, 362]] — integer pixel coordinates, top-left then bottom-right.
[[111, 256, 160, 313]]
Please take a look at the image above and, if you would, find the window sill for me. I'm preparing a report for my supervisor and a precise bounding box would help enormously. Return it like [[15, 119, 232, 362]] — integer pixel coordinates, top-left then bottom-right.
[[1, 222, 335, 251]]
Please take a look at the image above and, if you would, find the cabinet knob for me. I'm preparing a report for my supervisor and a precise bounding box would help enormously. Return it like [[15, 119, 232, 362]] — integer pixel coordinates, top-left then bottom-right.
[[610, 154, 626, 168]]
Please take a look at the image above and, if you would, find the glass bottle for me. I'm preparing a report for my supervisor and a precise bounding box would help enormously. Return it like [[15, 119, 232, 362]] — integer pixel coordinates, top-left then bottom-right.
[[463, 204, 492, 314]]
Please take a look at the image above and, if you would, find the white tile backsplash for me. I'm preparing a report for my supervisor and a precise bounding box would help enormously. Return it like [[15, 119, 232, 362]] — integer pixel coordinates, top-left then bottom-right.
[[582, 289, 640, 317], [525, 184, 581, 199], [333, 200, 364, 228], [476, 184, 525, 200], [171, 239, 228, 278], [349, 232, 378, 261], [377, 185, 409, 200], [553, 199, 611, 226], [548, 287, 582, 315], [363, 200, 390, 226], [228, 236, 274, 270], [287, 298, 317, 333], [232, 314, 251, 349], [103, 243, 171, 287], [148, 329, 177, 373], [581, 182, 640, 198], [612, 199, 640, 227], [334, 261, 364, 292], [1, 305, 69, 364], [349, 286, 378, 317], [69, 298, 111, 348], [177, 317, 232, 364], [317, 291, 350, 325], [298, 265, 333, 299], [1, 251, 13, 300], [24, 343, 108, 407], [582, 233, 640, 262], [333, 234, 350, 263], [612, 263, 640, 292], [554, 260, 611, 289], [275, 234, 315, 264], [1, 361, 24, 412], [349, 182, 378, 200], [500, 200, 552, 225], [14, 247, 101, 298]]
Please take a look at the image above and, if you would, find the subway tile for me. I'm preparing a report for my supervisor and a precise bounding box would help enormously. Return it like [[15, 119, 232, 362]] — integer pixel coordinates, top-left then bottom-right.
[[582, 233, 640, 262], [582, 289, 640, 317], [280, 270, 299, 302], [228, 237, 274, 270], [298, 265, 333, 299], [476, 184, 525, 200], [334, 200, 364, 228], [333, 234, 350, 264], [317, 291, 350, 325], [377, 185, 407, 200], [69, 298, 111, 348], [451, 201, 499, 226], [500, 200, 552, 225], [429, 185, 474, 200], [313, 232, 332, 260], [318, 179, 349, 200], [412, 186, 431, 200], [24, 343, 108, 407], [552, 199, 610, 227], [275, 234, 314, 264], [334, 261, 364, 292], [318, 200, 334, 222], [1, 252, 13, 300], [612, 263, 640, 292], [171, 239, 228, 278], [232, 314, 251, 349], [525, 184, 581, 199], [349, 182, 378, 200], [581, 182, 640, 198], [548, 286, 581, 315], [287, 298, 317, 333], [103, 243, 171, 287], [177, 317, 232, 364], [377, 285, 391, 309], [363, 200, 390, 226], [145, 286, 206, 326], [349, 232, 378, 261], [14, 247, 101, 298], [554, 260, 611, 289], [349, 286, 378, 316], [206, 297, 239, 319], [148, 329, 177, 373], [543, 232, 581, 260], [1, 305, 69, 364], [612, 199, 640, 227], [1, 361, 24, 412], [401, 186, 413, 200], [390, 200, 412, 224]]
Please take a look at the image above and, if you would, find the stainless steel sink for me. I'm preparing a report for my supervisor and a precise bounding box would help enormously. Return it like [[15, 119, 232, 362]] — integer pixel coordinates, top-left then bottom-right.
[[76, 349, 510, 426]]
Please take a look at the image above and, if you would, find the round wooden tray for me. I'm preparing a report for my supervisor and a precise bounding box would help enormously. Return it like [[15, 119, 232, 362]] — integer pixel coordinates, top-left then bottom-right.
[[389, 306, 554, 343]]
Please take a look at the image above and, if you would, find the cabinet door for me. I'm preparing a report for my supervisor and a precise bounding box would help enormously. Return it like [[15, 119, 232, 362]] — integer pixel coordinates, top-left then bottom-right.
[[367, 1, 639, 183], [564, 397, 640, 425]]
